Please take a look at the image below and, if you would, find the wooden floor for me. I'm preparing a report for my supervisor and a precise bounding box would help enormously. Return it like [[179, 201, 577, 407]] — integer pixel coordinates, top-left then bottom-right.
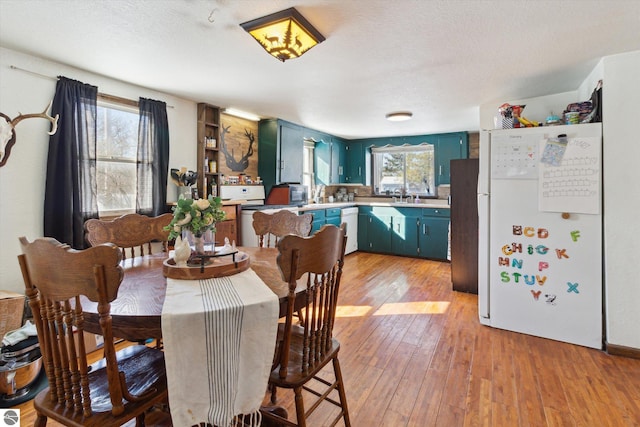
[[15, 252, 640, 426]]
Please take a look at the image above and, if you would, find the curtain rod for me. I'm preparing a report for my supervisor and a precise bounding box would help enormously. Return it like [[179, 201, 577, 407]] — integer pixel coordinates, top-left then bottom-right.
[[9, 65, 175, 108]]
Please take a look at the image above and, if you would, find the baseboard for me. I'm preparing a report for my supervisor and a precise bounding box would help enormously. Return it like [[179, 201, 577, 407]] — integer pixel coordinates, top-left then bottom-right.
[[606, 342, 640, 359]]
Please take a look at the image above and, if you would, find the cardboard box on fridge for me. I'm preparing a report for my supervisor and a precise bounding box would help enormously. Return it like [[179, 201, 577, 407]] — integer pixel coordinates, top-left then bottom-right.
[[0, 290, 26, 339]]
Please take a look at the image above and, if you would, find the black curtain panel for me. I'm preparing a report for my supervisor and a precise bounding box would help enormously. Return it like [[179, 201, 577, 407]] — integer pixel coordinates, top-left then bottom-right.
[[43, 76, 98, 249], [137, 97, 169, 216]]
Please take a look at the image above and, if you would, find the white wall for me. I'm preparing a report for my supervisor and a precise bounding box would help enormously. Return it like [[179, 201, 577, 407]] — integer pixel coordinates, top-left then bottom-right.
[[479, 50, 640, 350], [0, 47, 198, 293], [602, 50, 640, 349]]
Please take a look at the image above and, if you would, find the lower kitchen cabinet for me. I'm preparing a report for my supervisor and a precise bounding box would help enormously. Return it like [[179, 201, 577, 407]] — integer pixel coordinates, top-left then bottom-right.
[[418, 208, 450, 260], [216, 204, 240, 245], [391, 213, 420, 257], [358, 206, 450, 260], [307, 207, 342, 234], [358, 207, 391, 252]]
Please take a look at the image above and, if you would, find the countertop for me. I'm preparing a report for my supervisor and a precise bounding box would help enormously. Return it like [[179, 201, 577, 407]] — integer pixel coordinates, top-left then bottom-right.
[[297, 199, 450, 211]]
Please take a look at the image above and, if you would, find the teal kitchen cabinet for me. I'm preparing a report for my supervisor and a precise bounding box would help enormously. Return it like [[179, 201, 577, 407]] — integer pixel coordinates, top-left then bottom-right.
[[258, 119, 303, 191], [358, 206, 419, 254], [331, 137, 346, 184], [325, 207, 342, 227], [391, 209, 420, 257], [306, 209, 325, 234], [357, 206, 392, 253], [315, 136, 346, 185], [345, 141, 365, 184], [435, 133, 468, 185], [307, 208, 342, 234], [418, 208, 450, 260]]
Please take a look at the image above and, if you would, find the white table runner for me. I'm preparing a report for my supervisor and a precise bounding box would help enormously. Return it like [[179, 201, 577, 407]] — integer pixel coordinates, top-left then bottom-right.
[[161, 268, 279, 427]]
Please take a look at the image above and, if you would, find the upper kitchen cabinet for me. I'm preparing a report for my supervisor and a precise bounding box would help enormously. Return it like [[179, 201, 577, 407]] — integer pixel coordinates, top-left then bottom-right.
[[258, 119, 304, 192], [435, 132, 468, 185], [314, 135, 345, 185], [196, 103, 221, 198], [345, 141, 365, 184]]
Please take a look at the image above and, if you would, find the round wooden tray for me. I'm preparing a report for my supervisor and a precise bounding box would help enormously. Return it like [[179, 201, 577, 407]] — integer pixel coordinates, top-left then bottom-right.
[[162, 250, 250, 280]]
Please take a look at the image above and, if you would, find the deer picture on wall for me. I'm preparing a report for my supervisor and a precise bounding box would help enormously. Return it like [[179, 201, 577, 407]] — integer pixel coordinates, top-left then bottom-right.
[[0, 100, 59, 167], [219, 124, 255, 172]]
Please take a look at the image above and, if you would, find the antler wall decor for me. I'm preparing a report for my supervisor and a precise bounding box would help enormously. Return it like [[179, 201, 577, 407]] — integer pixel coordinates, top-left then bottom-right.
[[0, 100, 59, 167], [219, 124, 255, 172]]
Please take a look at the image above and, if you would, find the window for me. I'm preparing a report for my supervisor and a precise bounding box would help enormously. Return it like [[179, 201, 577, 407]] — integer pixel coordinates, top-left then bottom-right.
[[96, 100, 139, 215], [302, 139, 315, 193], [372, 143, 435, 196]]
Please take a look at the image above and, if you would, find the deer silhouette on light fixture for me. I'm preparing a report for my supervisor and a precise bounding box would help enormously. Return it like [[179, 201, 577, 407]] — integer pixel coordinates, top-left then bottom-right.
[[0, 100, 59, 167], [219, 125, 255, 172]]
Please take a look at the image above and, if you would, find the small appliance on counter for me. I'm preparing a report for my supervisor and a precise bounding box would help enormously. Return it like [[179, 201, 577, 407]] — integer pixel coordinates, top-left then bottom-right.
[[265, 183, 308, 206]]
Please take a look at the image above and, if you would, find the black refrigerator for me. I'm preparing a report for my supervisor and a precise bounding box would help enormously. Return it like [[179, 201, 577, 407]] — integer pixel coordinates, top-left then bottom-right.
[[450, 159, 479, 294]]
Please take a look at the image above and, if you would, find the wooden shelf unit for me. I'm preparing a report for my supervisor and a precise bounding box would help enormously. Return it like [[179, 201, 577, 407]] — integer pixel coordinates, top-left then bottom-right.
[[197, 103, 221, 198]]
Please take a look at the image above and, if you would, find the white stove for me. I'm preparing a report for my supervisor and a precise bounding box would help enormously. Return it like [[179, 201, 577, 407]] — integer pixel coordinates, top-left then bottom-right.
[[219, 185, 265, 206]]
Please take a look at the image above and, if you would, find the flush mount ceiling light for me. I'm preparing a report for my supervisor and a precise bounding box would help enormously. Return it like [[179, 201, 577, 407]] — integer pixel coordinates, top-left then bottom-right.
[[240, 7, 325, 62], [385, 112, 413, 122]]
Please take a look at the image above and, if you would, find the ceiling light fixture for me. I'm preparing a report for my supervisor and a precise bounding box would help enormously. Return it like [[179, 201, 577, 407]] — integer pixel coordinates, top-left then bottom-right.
[[240, 7, 325, 62], [385, 112, 413, 122], [223, 108, 261, 122]]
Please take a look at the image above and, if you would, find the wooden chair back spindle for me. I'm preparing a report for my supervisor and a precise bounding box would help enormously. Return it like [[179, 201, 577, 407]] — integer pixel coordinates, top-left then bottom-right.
[[18, 236, 167, 426]]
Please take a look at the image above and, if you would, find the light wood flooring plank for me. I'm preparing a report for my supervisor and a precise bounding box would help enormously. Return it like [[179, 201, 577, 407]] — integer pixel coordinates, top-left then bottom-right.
[[16, 252, 640, 427]]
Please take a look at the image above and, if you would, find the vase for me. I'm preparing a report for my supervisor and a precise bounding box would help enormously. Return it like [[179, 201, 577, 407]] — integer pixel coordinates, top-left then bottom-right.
[[182, 229, 215, 257]]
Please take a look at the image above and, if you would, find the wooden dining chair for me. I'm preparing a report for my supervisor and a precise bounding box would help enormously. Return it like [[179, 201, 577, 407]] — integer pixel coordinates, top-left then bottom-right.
[[18, 236, 168, 427], [85, 212, 172, 348], [252, 210, 313, 248], [253, 209, 313, 333], [84, 213, 173, 259], [261, 224, 351, 427]]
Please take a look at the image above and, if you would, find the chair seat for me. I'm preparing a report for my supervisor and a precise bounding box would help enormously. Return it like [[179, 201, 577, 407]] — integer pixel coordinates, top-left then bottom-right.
[[270, 324, 341, 389], [33, 345, 167, 427]]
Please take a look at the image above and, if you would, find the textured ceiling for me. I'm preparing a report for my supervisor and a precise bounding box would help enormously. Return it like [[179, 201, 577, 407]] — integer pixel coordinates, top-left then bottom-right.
[[1, 0, 639, 139]]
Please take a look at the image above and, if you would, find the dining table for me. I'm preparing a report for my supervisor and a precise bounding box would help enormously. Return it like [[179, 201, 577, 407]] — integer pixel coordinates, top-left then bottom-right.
[[80, 246, 305, 341], [81, 246, 300, 427]]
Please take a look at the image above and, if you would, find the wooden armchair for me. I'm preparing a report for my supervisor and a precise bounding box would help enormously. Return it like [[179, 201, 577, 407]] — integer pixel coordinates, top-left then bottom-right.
[[260, 224, 351, 427], [84, 213, 173, 259], [252, 210, 313, 248], [18, 236, 167, 427]]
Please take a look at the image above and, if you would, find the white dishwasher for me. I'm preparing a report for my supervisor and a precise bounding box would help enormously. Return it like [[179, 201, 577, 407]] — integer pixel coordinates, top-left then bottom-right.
[[341, 207, 358, 254]]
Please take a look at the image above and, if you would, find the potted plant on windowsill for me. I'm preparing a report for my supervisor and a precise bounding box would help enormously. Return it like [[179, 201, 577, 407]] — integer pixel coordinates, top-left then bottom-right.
[[165, 196, 226, 258]]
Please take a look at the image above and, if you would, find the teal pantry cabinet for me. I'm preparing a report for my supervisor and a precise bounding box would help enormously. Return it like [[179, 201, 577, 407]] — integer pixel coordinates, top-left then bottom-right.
[[258, 119, 304, 191]]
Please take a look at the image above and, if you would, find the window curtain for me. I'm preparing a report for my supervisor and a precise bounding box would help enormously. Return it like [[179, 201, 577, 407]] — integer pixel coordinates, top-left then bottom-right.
[[43, 76, 98, 249], [137, 97, 169, 216]]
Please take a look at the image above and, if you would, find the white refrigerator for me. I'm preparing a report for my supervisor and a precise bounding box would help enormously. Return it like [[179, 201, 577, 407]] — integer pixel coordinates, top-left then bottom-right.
[[478, 123, 603, 349]]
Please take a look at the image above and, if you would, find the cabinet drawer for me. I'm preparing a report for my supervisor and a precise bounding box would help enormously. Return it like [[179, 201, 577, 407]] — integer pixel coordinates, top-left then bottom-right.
[[422, 208, 450, 218], [325, 208, 342, 218], [221, 205, 237, 220], [307, 209, 325, 221]]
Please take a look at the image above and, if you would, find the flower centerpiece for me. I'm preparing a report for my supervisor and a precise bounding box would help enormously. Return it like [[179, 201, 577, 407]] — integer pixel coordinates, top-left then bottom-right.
[[165, 196, 226, 256]]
